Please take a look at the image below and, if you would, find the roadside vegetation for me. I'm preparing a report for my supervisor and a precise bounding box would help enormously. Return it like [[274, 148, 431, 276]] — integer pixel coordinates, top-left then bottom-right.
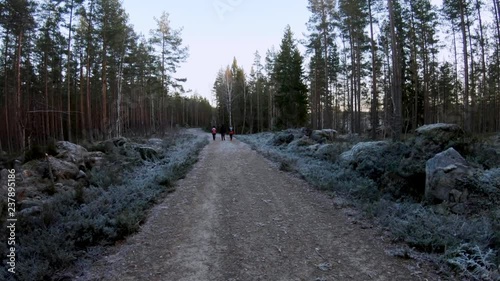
[[238, 128, 500, 281], [0, 132, 208, 281]]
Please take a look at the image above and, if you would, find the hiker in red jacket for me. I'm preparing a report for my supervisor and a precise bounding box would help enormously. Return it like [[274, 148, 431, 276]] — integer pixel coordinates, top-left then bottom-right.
[[211, 126, 217, 141]]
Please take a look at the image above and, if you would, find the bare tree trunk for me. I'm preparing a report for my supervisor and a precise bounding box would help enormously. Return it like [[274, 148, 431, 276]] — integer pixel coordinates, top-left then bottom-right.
[[242, 82, 247, 133], [494, 0, 500, 130], [322, 5, 330, 129], [3, 30, 12, 152], [16, 31, 25, 151], [116, 50, 124, 137], [369, 0, 378, 139], [102, 44, 108, 138], [388, 0, 402, 141], [66, 0, 74, 142], [475, 0, 487, 132], [86, 0, 94, 142], [349, 34, 355, 134], [257, 77, 261, 132], [80, 52, 86, 140], [459, 0, 470, 131]]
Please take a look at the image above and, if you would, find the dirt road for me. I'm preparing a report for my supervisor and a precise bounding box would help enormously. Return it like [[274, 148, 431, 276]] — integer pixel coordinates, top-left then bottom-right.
[[77, 132, 439, 281]]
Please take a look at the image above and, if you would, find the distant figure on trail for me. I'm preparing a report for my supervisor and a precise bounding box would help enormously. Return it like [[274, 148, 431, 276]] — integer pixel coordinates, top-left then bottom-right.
[[211, 126, 217, 141], [220, 124, 226, 141], [229, 126, 234, 141]]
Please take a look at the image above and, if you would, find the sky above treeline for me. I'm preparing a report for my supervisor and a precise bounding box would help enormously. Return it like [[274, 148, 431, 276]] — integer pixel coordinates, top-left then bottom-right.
[[122, 0, 309, 103], [122, 0, 444, 104]]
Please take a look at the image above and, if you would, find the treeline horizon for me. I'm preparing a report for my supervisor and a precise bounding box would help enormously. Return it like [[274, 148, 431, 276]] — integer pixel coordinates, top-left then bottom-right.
[[213, 0, 500, 139], [0, 0, 213, 153], [2, 0, 500, 153]]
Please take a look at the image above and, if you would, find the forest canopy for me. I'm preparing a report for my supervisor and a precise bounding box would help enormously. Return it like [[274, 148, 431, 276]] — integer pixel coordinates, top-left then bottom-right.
[[212, 0, 500, 140], [0, 0, 213, 152]]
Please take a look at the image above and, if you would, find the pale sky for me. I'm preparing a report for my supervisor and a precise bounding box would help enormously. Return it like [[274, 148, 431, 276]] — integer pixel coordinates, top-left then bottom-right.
[[122, 0, 451, 104], [122, 0, 310, 103]]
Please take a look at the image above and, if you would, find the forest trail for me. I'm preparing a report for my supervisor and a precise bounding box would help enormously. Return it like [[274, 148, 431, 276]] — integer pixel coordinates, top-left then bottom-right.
[[77, 129, 439, 281]]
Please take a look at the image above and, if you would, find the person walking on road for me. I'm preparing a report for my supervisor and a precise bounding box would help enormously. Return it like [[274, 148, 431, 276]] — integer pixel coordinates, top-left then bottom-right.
[[220, 124, 226, 141], [211, 126, 217, 141], [229, 126, 234, 141]]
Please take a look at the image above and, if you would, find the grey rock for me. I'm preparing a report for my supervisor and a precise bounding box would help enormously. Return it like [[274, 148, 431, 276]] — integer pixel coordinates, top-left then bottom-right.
[[311, 129, 337, 143], [76, 170, 87, 180], [84, 151, 106, 168], [339, 141, 390, 164], [414, 123, 465, 155], [47, 156, 80, 180], [425, 148, 473, 203], [56, 141, 88, 166]]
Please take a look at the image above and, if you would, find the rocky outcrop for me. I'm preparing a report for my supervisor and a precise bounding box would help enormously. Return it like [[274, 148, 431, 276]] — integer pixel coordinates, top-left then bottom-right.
[[270, 132, 294, 146], [55, 141, 88, 167], [47, 156, 80, 180], [339, 141, 390, 165], [310, 129, 337, 143], [425, 148, 473, 203], [84, 151, 106, 169], [414, 123, 466, 156]]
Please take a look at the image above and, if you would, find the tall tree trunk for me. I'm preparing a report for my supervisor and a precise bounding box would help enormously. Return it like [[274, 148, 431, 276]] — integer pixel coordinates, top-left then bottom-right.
[[16, 31, 25, 151], [3, 31, 12, 152], [257, 78, 261, 132], [86, 0, 94, 142], [242, 83, 247, 133], [116, 48, 125, 137], [369, 0, 378, 139], [102, 44, 108, 138], [475, 0, 487, 131], [322, 6, 330, 129], [80, 52, 86, 140], [349, 34, 355, 134], [494, 0, 500, 130], [409, 8, 419, 131], [459, 0, 470, 131], [389, 0, 402, 140], [66, 0, 74, 142]]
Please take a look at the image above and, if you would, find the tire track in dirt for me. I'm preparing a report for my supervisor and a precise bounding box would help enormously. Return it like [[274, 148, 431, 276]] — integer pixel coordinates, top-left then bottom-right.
[[77, 131, 440, 281]]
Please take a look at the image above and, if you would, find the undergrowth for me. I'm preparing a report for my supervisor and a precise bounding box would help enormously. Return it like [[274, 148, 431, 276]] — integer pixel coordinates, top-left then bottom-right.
[[0, 133, 208, 281], [238, 132, 500, 280]]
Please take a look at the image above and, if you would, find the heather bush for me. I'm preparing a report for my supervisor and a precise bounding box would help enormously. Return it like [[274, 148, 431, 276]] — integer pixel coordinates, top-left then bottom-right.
[[1, 133, 208, 281], [239, 131, 499, 279], [445, 244, 499, 280]]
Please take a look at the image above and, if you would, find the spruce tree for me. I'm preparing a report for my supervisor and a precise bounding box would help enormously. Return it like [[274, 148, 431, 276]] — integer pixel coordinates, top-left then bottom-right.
[[274, 25, 308, 128]]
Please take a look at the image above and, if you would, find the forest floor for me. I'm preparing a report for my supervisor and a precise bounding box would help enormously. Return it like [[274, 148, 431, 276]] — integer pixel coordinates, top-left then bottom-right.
[[75, 129, 443, 281]]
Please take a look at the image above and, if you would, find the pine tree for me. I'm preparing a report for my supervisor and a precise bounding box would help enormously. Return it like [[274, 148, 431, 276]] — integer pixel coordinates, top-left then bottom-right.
[[306, 0, 337, 129]]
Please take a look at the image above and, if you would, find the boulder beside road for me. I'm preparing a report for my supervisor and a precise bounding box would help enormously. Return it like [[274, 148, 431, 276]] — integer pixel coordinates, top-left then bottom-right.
[[425, 147, 473, 203]]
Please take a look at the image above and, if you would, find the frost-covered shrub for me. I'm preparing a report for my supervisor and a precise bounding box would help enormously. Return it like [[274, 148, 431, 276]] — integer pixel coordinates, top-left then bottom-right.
[[269, 132, 295, 146], [239, 130, 500, 279], [314, 143, 352, 162], [376, 201, 494, 254], [445, 244, 499, 280], [477, 169, 500, 196], [2, 133, 208, 281]]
